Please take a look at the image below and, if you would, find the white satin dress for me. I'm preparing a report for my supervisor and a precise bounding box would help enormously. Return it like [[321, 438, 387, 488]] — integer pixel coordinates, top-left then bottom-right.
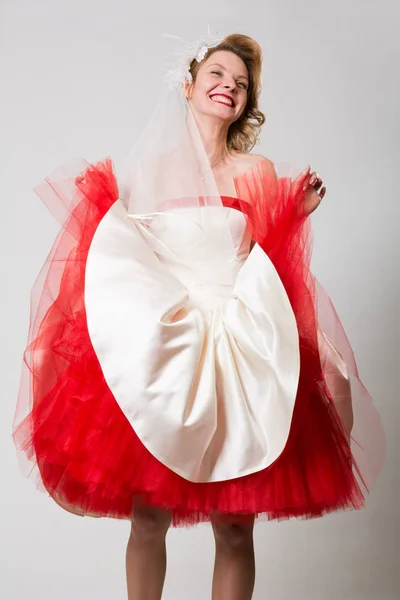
[[84, 200, 300, 483]]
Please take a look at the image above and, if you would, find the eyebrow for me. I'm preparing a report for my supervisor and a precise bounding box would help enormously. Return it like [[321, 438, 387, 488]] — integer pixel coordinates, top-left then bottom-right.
[[208, 63, 249, 82]]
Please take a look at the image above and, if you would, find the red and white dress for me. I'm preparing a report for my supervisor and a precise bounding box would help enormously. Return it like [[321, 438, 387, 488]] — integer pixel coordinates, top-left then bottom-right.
[[13, 157, 385, 526]]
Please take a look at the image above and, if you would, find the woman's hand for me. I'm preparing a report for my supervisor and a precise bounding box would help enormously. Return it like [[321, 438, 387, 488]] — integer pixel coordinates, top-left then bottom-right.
[[297, 165, 326, 216]]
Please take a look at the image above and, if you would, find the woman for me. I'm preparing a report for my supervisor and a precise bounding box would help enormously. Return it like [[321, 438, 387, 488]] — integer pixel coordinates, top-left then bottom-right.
[[13, 33, 384, 600]]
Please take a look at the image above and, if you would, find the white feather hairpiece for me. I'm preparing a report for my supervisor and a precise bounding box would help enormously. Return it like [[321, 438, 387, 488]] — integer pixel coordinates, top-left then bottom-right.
[[162, 25, 222, 88]]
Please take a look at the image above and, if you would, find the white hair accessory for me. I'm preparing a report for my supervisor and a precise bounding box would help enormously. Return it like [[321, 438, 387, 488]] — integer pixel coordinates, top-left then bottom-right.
[[162, 26, 222, 88]]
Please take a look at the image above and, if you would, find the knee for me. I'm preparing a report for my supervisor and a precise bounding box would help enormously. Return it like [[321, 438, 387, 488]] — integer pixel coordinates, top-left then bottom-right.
[[212, 518, 254, 551], [130, 506, 171, 544]]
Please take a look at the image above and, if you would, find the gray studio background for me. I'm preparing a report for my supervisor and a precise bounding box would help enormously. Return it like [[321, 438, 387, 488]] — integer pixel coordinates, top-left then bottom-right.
[[1, 1, 399, 598]]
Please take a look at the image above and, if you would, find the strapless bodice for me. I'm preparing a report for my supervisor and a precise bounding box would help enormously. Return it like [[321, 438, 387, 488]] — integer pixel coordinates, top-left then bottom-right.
[[144, 203, 252, 310]]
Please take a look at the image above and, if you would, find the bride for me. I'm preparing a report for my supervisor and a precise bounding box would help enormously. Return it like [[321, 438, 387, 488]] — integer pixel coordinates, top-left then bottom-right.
[[13, 32, 384, 600]]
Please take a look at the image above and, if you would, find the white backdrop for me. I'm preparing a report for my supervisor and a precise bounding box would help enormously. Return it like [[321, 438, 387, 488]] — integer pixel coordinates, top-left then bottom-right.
[[1, 1, 399, 598]]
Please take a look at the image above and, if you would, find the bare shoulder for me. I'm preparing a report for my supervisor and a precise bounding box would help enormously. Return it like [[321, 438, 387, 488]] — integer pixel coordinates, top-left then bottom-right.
[[232, 152, 276, 177]]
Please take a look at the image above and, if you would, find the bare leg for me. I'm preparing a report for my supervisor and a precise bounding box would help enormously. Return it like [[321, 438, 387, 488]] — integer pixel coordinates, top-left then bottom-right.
[[126, 502, 172, 600], [211, 514, 256, 600]]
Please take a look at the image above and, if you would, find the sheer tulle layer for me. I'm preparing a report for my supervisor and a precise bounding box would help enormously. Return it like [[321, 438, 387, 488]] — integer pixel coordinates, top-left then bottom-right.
[[233, 160, 385, 495], [13, 158, 385, 526]]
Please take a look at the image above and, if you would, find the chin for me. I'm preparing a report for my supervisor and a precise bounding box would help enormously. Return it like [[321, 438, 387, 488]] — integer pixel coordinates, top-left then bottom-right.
[[207, 104, 237, 120]]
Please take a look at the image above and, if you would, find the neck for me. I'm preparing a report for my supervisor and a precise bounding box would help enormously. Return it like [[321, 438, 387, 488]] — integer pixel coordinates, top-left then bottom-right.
[[189, 103, 231, 165]]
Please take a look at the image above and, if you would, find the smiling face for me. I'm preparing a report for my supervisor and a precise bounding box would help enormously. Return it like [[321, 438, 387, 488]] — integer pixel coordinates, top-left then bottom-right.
[[183, 50, 249, 126]]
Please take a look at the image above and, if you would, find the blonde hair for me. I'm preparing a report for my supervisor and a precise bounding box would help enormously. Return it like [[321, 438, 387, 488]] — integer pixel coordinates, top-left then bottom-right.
[[188, 33, 265, 153]]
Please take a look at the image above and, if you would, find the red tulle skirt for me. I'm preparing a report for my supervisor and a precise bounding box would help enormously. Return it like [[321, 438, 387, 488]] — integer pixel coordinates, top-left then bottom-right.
[[13, 158, 385, 526]]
